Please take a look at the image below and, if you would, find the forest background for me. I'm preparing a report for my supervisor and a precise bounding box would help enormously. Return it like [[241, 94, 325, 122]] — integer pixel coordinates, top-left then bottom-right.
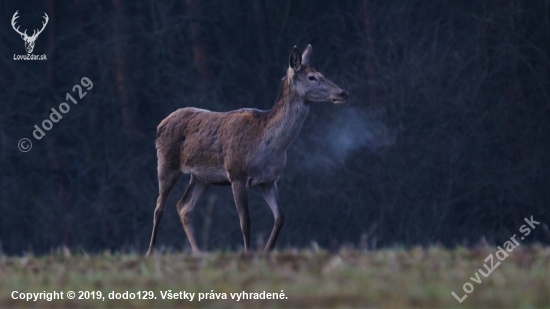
[[0, 0, 549, 255]]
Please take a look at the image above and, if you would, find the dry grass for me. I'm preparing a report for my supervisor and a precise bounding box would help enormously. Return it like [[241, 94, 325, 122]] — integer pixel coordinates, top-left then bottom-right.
[[1, 246, 549, 308]]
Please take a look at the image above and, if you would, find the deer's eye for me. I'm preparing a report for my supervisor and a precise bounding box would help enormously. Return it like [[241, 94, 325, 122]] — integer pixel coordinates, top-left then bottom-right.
[[308, 76, 317, 81]]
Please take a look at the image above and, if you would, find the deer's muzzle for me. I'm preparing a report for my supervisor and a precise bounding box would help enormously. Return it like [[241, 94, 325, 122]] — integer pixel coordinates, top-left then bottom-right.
[[331, 91, 348, 104]]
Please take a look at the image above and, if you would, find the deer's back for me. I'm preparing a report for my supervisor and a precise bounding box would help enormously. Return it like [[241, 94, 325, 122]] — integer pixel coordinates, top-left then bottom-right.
[[156, 107, 286, 185]]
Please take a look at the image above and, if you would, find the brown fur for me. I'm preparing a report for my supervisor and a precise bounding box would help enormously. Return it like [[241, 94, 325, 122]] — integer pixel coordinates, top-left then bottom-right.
[[147, 45, 347, 255]]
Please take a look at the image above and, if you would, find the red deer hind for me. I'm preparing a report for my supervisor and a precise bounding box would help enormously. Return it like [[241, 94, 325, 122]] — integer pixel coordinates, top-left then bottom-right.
[[147, 45, 348, 255]]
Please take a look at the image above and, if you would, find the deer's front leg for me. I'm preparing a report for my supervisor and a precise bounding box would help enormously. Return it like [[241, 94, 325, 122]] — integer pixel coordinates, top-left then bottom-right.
[[231, 180, 250, 252], [260, 182, 284, 251]]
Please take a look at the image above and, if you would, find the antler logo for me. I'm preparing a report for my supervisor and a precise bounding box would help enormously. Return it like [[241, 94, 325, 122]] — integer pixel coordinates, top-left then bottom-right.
[[11, 10, 49, 54]]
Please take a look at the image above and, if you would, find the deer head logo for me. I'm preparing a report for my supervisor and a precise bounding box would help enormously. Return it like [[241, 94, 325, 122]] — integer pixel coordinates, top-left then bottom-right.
[[11, 11, 49, 54]]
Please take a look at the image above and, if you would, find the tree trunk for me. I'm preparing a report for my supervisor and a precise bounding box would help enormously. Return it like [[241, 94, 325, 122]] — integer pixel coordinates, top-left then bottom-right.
[[186, 0, 211, 92], [113, 0, 137, 133]]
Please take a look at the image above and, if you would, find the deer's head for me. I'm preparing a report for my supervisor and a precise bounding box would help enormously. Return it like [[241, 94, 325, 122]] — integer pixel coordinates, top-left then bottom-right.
[[287, 45, 348, 104], [11, 11, 49, 54]]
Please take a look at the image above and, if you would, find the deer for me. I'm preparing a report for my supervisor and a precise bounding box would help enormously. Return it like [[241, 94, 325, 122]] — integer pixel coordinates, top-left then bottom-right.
[[11, 11, 49, 54], [146, 44, 348, 256]]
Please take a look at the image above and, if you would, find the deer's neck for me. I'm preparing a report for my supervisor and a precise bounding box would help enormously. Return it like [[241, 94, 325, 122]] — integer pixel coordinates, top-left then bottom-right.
[[263, 79, 309, 154]]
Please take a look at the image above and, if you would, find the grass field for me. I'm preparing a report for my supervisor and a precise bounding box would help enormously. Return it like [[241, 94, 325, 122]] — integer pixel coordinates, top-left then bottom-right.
[[1, 246, 549, 308]]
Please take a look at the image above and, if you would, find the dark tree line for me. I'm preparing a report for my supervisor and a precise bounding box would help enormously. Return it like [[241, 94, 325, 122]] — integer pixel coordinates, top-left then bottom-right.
[[0, 0, 549, 255]]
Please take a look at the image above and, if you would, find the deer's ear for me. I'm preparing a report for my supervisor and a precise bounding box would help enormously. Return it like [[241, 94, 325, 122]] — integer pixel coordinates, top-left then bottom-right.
[[301, 44, 312, 65], [289, 46, 302, 72]]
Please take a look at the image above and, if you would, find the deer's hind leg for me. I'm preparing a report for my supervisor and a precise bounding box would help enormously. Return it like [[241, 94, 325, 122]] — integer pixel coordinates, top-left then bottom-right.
[[147, 161, 181, 257], [177, 175, 210, 254]]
